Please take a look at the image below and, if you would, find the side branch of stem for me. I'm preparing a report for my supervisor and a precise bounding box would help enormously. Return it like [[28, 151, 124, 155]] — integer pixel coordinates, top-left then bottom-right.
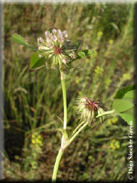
[[96, 109, 115, 118], [69, 122, 88, 145]]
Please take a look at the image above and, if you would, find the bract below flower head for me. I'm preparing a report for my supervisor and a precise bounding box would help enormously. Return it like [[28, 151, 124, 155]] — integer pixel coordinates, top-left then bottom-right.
[[37, 29, 78, 70], [76, 97, 106, 125]]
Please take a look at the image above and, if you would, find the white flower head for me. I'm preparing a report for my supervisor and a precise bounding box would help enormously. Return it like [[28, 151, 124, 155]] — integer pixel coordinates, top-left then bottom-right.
[[37, 29, 78, 70]]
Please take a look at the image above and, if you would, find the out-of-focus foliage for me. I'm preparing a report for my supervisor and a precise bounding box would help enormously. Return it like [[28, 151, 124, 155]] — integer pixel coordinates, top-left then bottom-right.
[[3, 3, 135, 181]]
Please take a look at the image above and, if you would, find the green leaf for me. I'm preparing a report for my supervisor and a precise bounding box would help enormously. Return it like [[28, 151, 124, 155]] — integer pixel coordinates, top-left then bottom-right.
[[78, 51, 86, 58], [30, 52, 45, 69], [75, 49, 96, 60], [123, 90, 135, 100], [118, 112, 135, 126], [12, 33, 36, 50], [79, 49, 96, 56], [114, 84, 135, 99], [12, 33, 29, 46], [85, 49, 95, 55], [69, 49, 97, 64], [123, 108, 134, 116], [113, 85, 136, 127], [113, 99, 134, 112]]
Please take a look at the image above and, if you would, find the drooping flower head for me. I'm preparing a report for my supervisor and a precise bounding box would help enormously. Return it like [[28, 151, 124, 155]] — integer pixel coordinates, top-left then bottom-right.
[[76, 97, 106, 125], [37, 29, 79, 70]]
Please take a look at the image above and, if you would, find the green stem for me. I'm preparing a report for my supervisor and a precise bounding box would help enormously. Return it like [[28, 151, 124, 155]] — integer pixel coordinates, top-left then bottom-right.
[[61, 75, 67, 129], [69, 110, 115, 145], [96, 109, 115, 118], [69, 122, 88, 145], [52, 71, 67, 182], [72, 121, 85, 135], [52, 149, 64, 182]]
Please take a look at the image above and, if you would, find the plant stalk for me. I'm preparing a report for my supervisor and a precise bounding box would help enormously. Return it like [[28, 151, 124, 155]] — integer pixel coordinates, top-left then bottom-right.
[[61, 75, 67, 129], [52, 121, 88, 181], [52, 71, 67, 182], [96, 109, 115, 118], [72, 121, 85, 135], [69, 122, 88, 145], [52, 149, 64, 182]]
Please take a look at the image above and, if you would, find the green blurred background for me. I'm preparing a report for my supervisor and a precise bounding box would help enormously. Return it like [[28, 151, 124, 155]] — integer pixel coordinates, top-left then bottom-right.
[[3, 2, 135, 181]]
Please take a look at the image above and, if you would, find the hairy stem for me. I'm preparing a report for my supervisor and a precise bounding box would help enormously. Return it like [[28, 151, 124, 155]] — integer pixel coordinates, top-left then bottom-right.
[[52, 149, 64, 182]]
